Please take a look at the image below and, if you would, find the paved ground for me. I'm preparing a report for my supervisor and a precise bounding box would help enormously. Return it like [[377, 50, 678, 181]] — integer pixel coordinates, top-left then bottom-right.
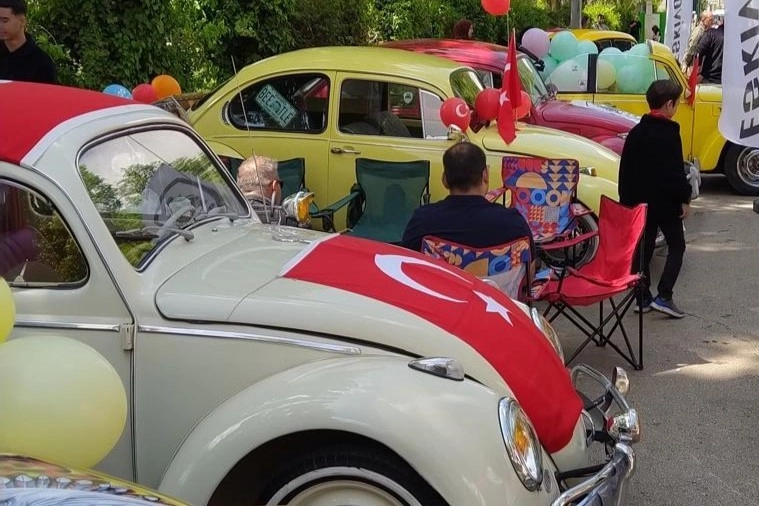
[[550, 174, 759, 505]]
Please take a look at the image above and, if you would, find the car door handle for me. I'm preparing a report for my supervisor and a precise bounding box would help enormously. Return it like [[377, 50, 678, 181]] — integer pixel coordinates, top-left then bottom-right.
[[331, 147, 361, 154]]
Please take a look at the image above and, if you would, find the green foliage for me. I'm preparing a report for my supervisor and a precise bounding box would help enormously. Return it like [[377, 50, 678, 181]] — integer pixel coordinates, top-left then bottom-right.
[[582, 0, 628, 31]]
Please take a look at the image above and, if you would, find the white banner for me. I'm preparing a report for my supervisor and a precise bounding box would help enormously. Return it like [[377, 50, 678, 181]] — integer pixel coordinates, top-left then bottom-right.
[[664, 0, 691, 61], [719, 0, 759, 148]]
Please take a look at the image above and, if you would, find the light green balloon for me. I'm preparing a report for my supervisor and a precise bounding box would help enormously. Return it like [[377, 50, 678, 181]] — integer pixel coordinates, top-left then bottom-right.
[[540, 55, 559, 79], [628, 43, 650, 57], [577, 40, 599, 55], [616, 65, 645, 93], [597, 59, 617, 89], [550, 31, 580, 62]]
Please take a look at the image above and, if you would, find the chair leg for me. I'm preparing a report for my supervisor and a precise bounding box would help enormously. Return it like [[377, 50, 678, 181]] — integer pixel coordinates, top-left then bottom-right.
[[597, 300, 606, 347]]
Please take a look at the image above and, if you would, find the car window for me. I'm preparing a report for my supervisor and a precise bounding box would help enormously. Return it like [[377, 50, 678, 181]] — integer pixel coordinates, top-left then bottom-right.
[[0, 181, 88, 286], [419, 90, 450, 139], [339, 79, 421, 138], [227, 73, 329, 133], [450, 68, 484, 108], [595, 54, 656, 94], [78, 129, 250, 269], [517, 56, 549, 105], [654, 61, 679, 84], [546, 55, 590, 93], [475, 69, 495, 88]]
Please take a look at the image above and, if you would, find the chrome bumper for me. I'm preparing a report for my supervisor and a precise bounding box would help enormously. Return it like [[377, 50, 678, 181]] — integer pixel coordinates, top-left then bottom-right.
[[551, 443, 635, 506], [550, 365, 639, 505]]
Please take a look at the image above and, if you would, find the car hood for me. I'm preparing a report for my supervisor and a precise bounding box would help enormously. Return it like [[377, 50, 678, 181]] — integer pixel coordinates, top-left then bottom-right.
[[480, 122, 620, 183], [697, 84, 722, 103], [541, 99, 639, 132], [155, 228, 583, 453]]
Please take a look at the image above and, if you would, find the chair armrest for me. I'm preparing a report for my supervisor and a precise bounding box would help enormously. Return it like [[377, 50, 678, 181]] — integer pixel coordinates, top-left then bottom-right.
[[486, 187, 507, 203], [538, 230, 598, 251], [566, 268, 640, 288], [310, 190, 362, 232]]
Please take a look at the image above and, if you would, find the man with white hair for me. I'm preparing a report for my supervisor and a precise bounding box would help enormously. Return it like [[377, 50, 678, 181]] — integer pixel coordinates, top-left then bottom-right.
[[236, 155, 283, 224], [683, 10, 714, 69]]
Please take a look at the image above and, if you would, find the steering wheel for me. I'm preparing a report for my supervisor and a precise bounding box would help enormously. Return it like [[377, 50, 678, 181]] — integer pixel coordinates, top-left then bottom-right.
[[156, 204, 196, 237]]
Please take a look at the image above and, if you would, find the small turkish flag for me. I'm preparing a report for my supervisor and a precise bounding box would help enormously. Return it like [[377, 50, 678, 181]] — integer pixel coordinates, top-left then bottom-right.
[[687, 55, 700, 106], [281, 234, 583, 454], [498, 90, 517, 144], [498, 29, 520, 144]]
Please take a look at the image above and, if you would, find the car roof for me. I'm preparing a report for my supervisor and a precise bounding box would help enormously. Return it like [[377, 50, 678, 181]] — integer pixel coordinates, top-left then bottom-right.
[[548, 29, 636, 42], [382, 38, 527, 71], [0, 81, 155, 165], [234, 46, 465, 83]]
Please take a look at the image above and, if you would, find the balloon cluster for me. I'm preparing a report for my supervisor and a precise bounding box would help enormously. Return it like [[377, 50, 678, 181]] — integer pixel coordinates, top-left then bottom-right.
[[439, 87, 532, 133], [102, 74, 182, 104], [520, 28, 653, 94], [0, 278, 128, 469]]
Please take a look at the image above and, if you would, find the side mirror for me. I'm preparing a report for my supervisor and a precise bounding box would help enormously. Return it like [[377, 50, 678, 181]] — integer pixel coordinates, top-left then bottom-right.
[[447, 126, 468, 142]]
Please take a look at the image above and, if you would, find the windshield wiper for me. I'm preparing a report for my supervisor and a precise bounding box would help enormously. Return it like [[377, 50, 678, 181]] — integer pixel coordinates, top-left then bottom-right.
[[114, 225, 194, 242]]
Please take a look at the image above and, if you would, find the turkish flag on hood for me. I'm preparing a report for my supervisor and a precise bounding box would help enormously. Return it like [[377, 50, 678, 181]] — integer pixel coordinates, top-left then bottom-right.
[[281, 234, 583, 454]]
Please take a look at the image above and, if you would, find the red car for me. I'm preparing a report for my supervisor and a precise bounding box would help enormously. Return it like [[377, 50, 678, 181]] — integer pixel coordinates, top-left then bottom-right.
[[382, 38, 638, 155]]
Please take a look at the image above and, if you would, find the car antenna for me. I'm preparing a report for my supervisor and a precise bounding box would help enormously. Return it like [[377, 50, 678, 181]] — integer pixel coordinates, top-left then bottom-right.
[[230, 55, 272, 221]]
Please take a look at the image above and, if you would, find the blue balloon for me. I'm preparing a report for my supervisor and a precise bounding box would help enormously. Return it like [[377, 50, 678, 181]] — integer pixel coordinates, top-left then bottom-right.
[[103, 84, 132, 99]]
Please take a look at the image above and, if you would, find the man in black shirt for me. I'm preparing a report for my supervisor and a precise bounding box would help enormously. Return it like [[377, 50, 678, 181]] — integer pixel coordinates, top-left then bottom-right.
[[402, 142, 534, 280], [695, 23, 724, 84], [619, 80, 691, 318], [0, 0, 56, 84]]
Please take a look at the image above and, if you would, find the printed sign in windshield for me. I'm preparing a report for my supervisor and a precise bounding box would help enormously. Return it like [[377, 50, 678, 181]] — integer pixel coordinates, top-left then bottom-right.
[[255, 85, 298, 128]]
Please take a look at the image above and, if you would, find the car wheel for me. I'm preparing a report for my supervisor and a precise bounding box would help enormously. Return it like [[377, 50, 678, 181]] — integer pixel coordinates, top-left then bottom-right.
[[260, 445, 447, 506], [725, 144, 759, 196], [540, 213, 599, 269]]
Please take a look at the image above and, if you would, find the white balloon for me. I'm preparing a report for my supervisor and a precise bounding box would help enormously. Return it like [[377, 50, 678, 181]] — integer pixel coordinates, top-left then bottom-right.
[[547, 58, 589, 93], [522, 28, 551, 58]]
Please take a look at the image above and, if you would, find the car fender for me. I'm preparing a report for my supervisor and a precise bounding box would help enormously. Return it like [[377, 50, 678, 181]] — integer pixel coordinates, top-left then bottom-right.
[[159, 356, 559, 506], [693, 130, 727, 172], [577, 175, 619, 214]]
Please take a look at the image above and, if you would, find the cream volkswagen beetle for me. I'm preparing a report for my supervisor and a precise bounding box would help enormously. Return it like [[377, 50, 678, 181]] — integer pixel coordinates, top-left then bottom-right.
[[1, 81, 638, 506]]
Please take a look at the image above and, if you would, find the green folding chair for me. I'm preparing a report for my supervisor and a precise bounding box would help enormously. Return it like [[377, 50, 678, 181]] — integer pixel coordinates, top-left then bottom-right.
[[312, 158, 430, 244], [277, 157, 306, 199]]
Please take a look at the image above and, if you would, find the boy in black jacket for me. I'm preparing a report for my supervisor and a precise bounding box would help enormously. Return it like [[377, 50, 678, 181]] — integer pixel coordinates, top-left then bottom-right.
[[619, 80, 691, 318]]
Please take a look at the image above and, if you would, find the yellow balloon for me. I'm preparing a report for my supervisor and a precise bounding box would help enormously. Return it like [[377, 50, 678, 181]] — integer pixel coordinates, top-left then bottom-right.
[[151, 74, 182, 100], [0, 336, 127, 468], [0, 278, 14, 344]]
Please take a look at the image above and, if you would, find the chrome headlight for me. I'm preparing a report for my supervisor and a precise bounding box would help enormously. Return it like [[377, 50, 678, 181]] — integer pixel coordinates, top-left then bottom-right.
[[499, 398, 543, 491], [530, 308, 564, 363]]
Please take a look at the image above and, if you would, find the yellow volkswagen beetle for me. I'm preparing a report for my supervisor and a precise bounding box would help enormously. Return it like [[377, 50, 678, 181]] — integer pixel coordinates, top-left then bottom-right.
[[548, 29, 637, 51], [548, 40, 755, 195], [189, 47, 619, 228]]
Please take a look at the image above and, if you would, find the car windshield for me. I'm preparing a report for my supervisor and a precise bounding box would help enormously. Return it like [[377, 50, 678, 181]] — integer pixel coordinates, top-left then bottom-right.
[[78, 128, 250, 268], [450, 68, 485, 108], [518, 56, 550, 105]]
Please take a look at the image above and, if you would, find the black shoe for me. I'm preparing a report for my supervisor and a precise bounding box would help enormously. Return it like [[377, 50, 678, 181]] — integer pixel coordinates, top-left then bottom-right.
[[650, 296, 685, 318], [634, 294, 652, 313]]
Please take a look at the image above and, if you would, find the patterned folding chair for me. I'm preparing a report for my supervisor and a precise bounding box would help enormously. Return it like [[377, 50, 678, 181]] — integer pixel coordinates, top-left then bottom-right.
[[421, 235, 543, 302], [490, 156, 598, 267]]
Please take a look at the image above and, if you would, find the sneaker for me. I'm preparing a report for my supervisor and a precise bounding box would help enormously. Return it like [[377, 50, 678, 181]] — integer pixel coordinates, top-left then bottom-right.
[[634, 294, 653, 313], [650, 296, 685, 318]]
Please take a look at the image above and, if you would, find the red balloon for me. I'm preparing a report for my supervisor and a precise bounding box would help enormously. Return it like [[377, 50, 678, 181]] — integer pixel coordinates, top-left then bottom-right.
[[481, 0, 511, 16], [515, 91, 532, 119], [475, 88, 501, 121], [440, 97, 471, 131], [132, 83, 158, 104]]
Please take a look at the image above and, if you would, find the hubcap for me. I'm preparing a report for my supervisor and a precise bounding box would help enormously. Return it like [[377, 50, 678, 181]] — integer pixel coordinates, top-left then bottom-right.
[[736, 147, 759, 186], [266, 467, 423, 506]]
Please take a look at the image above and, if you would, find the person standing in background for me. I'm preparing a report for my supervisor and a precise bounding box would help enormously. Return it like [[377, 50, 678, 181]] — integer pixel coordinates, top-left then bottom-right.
[[0, 0, 56, 84], [683, 10, 714, 70], [695, 22, 724, 84], [452, 19, 474, 40], [650, 25, 660, 42]]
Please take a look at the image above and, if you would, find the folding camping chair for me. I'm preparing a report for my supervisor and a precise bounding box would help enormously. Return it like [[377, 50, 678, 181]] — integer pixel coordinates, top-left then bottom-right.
[[536, 196, 647, 369], [277, 157, 307, 200], [420, 235, 548, 302], [312, 158, 430, 244], [489, 156, 598, 268]]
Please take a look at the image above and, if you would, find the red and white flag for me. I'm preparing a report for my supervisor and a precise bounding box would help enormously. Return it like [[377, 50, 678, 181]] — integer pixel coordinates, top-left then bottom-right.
[[281, 234, 582, 454], [498, 30, 521, 144], [719, 0, 759, 147]]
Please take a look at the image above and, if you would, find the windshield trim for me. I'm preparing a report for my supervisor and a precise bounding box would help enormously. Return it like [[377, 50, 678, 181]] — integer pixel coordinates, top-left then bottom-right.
[[76, 123, 252, 271], [517, 54, 550, 104]]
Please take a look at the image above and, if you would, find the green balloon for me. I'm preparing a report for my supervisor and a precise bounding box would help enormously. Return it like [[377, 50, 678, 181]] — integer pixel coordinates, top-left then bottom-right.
[[540, 56, 559, 79], [628, 43, 650, 57], [616, 65, 645, 93], [577, 40, 599, 55], [550, 31, 579, 62]]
